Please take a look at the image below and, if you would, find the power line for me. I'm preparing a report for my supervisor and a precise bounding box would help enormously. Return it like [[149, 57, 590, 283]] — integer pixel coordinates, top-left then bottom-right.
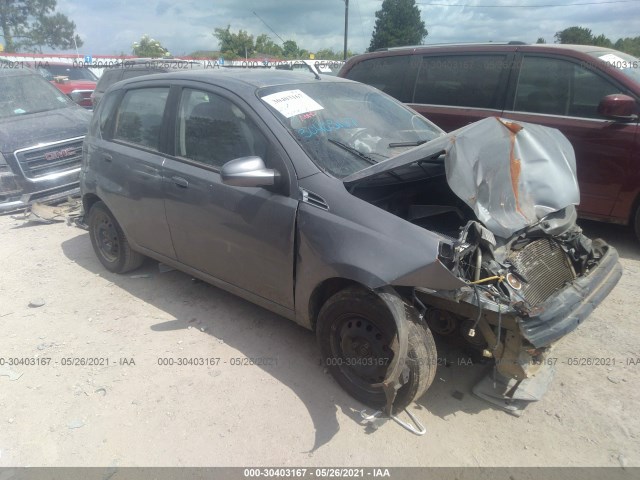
[[419, 0, 639, 7]]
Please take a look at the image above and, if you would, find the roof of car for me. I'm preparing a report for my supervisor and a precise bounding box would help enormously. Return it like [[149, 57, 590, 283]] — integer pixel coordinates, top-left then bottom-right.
[[117, 68, 353, 90], [356, 42, 628, 57], [0, 67, 38, 77]]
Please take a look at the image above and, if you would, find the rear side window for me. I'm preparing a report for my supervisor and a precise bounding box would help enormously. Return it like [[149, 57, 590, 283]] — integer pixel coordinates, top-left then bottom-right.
[[344, 55, 411, 102], [122, 69, 154, 80], [95, 70, 122, 93], [113, 88, 169, 150], [413, 55, 507, 109], [513, 56, 622, 118]]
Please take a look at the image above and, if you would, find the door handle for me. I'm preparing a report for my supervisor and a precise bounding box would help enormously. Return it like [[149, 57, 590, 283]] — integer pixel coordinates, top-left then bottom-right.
[[103, 153, 113, 162], [171, 176, 189, 188]]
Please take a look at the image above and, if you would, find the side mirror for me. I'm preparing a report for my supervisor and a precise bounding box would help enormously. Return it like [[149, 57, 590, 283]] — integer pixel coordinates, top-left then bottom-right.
[[597, 94, 638, 121], [220, 156, 279, 188]]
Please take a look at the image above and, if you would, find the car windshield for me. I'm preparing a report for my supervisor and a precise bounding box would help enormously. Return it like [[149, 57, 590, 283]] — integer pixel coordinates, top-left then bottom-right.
[[588, 50, 640, 84], [0, 73, 74, 118], [259, 82, 443, 178], [38, 64, 98, 81]]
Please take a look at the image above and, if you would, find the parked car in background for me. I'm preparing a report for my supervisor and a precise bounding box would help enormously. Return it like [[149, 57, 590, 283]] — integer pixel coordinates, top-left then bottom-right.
[[91, 58, 204, 108], [0, 68, 92, 212], [81, 69, 621, 415], [35, 62, 97, 109], [339, 43, 640, 241]]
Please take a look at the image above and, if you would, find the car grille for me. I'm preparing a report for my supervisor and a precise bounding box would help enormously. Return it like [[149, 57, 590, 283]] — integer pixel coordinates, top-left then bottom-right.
[[507, 238, 576, 306], [14, 138, 83, 179]]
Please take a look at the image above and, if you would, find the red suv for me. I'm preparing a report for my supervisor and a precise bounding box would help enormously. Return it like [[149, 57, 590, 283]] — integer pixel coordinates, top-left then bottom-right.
[[340, 43, 640, 240], [35, 62, 97, 109]]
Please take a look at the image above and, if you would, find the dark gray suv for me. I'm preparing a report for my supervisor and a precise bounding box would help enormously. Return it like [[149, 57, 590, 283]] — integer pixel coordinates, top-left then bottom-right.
[[81, 69, 621, 416]]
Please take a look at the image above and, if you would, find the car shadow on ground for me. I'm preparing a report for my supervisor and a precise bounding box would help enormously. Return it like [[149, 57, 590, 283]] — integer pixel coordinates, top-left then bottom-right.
[[60, 220, 636, 449]]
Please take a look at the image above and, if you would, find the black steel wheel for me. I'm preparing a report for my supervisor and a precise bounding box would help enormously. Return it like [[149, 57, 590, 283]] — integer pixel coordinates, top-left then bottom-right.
[[88, 201, 144, 273], [317, 287, 437, 411]]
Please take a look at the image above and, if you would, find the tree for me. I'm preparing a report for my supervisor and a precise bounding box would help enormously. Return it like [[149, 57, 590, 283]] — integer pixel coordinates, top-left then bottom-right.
[[282, 39, 299, 58], [369, 0, 427, 51], [255, 34, 282, 57], [213, 25, 254, 59], [132, 34, 170, 58], [536, 37, 546, 44], [554, 26, 596, 45], [615, 37, 640, 57], [0, 0, 82, 53]]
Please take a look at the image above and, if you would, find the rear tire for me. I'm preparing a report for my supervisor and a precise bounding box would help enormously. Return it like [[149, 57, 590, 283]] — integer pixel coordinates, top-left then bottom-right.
[[88, 201, 144, 274], [317, 287, 437, 411]]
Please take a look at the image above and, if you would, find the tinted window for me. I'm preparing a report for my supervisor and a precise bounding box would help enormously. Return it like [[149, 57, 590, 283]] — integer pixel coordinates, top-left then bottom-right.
[[413, 55, 506, 109], [513, 56, 622, 118], [345, 55, 411, 102], [122, 69, 154, 80], [113, 88, 169, 150], [96, 70, 122, 93], [175, 88, 267, 168]]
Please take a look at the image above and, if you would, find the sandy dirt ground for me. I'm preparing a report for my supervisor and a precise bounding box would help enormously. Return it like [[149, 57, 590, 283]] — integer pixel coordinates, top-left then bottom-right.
[[0, 212, 638, 468]]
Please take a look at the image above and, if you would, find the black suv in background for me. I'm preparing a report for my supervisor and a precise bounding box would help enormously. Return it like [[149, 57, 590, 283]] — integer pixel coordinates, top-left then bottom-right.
[[340, 43, 640, 240], [0, 68, 92, 212], [91, 58, 204, 108]]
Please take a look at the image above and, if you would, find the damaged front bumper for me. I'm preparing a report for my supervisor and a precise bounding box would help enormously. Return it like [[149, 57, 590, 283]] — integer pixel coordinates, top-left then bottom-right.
[[415, 239, 622, 382], [519, 240, 622, 348]]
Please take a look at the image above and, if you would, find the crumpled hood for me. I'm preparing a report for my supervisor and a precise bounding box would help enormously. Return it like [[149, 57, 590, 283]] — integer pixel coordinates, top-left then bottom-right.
[[51, 79, 96, 94], [0, 106, 91, 154], [343, 117, 579, 239]]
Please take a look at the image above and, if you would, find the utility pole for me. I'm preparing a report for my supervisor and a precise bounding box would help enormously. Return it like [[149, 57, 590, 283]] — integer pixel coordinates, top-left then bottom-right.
[[343, 0, 349, 60]]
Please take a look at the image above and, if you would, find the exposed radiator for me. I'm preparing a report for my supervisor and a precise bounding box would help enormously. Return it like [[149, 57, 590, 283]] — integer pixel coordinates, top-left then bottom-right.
[[507, 238, 575, 306]]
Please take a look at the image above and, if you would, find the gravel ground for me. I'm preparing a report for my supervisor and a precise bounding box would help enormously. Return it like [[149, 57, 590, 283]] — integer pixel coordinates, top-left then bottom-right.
[[0, 213, 638, 467]]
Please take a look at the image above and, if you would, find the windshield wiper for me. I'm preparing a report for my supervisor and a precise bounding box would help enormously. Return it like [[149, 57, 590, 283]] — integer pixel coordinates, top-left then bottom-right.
[[328, 139, 379, 165], [388, 140, 428, 148]]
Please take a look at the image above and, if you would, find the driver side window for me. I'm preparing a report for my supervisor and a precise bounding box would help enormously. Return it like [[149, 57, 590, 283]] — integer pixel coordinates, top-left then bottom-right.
[[175, 88, 267, 168]]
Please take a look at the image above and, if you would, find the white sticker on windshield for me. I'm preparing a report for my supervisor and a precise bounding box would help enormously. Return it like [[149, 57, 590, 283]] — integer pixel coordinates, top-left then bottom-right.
[[262, 89, 324, 118], [599, 53, 629, 68]]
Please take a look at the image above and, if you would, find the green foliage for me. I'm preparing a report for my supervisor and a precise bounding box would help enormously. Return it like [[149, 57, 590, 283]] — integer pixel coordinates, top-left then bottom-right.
[[188, 50, 222, 59], [213, 25, 255, 59], [314, 48, 356, 60], [255, 34, 282, 57], [554, 26, 640, 56], [282, 40, 299, 59], [369, 0, 427, 51], [536, 37, 546, 44], [132, 34, 170, 58], [0, 0, 82, 53], [614, 37, 640, 57], [554, 26, 595, 45]]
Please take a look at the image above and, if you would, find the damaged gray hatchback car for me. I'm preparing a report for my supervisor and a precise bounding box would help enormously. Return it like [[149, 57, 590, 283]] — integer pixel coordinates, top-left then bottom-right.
[[81, 70, 622, 416]]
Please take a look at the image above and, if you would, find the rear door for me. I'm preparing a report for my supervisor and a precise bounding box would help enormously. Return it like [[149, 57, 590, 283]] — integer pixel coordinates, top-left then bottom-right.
[[502, 53, 638, 218], [162, 84, 298, 309], [407, 53, 515, 131], [94, 85, 176, 259]]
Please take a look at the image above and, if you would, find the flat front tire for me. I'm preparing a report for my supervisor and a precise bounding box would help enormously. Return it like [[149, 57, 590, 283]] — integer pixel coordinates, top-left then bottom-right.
[[317, 287, 437, 411], [88, 201, 144, 274]]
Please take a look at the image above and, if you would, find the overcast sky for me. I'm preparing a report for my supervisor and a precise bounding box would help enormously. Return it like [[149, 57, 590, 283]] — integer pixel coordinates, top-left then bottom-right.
[[53, 0, 640, 57]]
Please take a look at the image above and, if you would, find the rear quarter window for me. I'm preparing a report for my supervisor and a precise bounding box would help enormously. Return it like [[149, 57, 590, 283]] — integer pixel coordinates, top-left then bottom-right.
[[344, 55, 412, 102]]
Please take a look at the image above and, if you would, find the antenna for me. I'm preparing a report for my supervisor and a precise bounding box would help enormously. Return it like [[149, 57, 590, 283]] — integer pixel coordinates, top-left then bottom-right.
[[253, 11, 286, 45]]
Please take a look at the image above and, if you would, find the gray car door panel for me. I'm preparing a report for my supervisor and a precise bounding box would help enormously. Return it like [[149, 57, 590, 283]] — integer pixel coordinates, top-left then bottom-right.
[[162, 159, 298, 310]]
